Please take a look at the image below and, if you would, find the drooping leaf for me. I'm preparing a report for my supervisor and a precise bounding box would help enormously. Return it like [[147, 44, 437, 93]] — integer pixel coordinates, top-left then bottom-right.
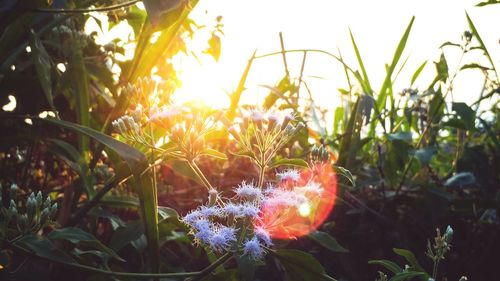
[[368, 259, 402, 274], [30, 31, 56, 114], [389, 272, 427, 281], [333, 166, 356, 187], [109, 220, 144, 252], [412, 147, 436, 166], [18, 234, 76, 264], [269, 158, 309, 169], [48, 227, 124, 262], [393, 248, 429, 280], [444, 172, 477, 187], [308, 231, 349, 253], [274, 249, 327, 281], [452, 102, 476, 130]]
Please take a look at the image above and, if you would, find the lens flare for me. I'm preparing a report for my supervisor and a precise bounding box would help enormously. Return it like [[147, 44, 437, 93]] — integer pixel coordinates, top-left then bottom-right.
[[257, 163, 337, 239]]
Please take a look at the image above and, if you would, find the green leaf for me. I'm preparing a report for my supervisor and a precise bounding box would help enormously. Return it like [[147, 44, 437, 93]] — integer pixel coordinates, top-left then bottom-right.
[[376, 16, 415, 120], [388, 132, 413, 143], [333, 166, 356, 187], [38, 117, 148, 174], [143, 0, 185, 27], [412, 147, 436, 166], [269, 158, 309, 169], [460, 63, 491, 71], [368, 259, 402, 274], [308, 231, 349, 253], [30, 31, 56, 115], [205, 33, 221, 61], [393, 248, 429, 280], [18, 234, 76, 264], [200, 148, 227, 160], [466, 12, 498, 82], [349, 29, 372, 95], [48, 227, 124, 262], [452, 102, 476, 130], [410, 61, 427, 86], [389, 271, 427, 281], [444, 172, 477, 187], [274, 249, 326, 281], [434, 52, 449, 83], [476, 0, 500, 6], [109, 220, 144, 252]]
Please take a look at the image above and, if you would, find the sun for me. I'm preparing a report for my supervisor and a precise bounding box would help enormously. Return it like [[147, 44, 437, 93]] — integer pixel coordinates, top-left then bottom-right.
[[171, 54, 230, 109]]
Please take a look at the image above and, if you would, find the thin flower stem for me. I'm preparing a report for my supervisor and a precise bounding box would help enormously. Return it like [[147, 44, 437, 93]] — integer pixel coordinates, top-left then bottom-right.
[[189, 160, 213, 190], [185, 252, 234, 281]]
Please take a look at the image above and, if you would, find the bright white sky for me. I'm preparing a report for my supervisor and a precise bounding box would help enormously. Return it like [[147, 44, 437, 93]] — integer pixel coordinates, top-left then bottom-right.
[[172, 0, 499, 111]]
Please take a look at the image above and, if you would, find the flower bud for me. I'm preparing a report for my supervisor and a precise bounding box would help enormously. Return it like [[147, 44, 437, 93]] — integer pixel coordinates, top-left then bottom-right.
[[208, 189, 218, 207], [10, 183, 18, 200], [132, 105, 143, 123], [293, 122, 305, 134], [43, 196, 51, 209], [9, 200, 17, 218], [18, 214, 29, 232], [27, 196, 36, 221], [112, 120, 121, 133], [284, 124, 295, 135], [39, 208, 50, 226], [50, 203, 58, 217], [281, 114, 293, 130], [35, 191, 43, 208], [117, 119, 127, 133]]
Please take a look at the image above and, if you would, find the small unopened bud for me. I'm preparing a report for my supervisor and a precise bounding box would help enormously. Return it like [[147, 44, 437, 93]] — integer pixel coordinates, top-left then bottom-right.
[[27, 196, 36, 221], [50, 203, 58, 217], [132, 106, 143, 123], [228, 125, 239, 140], [267, 114, 278, 131], [35, 191, 43, 208], [9, 200, 17, 217], [171, 124, 184, 142], [284, 124, 295, 135], [117, 119, 127, 133], [208, 189, 218, 207], [18, 214, 29, 232], [293, 122, 305, 134], [281, 114, 293, 130], [445, 225, 453, 241], [39, 208, 50, 226], [43, 196, 51, 209], [10, 183, 18, 200], [112, 120, 121, 133]]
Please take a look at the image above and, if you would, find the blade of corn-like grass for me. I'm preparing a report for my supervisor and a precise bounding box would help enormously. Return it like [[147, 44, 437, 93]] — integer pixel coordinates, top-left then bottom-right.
[[370, 16, 415, 136], [227, 50, 256, 121], [349, 29, 373, 95], [410, 60, 428, 86], [466, 12, 499, 83]]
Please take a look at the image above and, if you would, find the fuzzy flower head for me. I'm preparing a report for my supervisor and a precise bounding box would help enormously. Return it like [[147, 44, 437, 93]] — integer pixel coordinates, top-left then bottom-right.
[[243, 236, 265, 260], [209, 225, 237, 252], [254, 226, 273, 246], [276, 169, 301, 182], [234, 182, 262, 201]]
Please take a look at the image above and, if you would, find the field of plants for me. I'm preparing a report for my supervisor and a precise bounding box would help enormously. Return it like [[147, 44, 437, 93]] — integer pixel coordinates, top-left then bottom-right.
[[0, 1, 499, 281]]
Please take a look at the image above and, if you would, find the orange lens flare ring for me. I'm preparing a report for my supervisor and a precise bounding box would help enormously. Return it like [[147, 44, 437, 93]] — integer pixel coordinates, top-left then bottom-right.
[[257, 163, 337, 239]]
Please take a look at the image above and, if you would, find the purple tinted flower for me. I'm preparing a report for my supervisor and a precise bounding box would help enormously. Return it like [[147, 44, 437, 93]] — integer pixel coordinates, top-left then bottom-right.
[[234, 182, 262, 201], [182, 210, 203, 225], [198, 206, 223, 218], [243, 236, 264, 260], [194, 228, 213, 244], [240, 203, 260, 218], [276, 169, 301, 182], [224, 203, 243, 216], [209, 225, 237, 252], [254, 226, 273, 246]]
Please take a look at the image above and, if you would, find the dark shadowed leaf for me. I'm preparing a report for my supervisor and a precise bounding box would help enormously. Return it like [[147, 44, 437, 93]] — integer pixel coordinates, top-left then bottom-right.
[[368, 259, 402, 274], [18, 234, 76, 264], [334, 166, 356, 187], [452, 102, 476, 130], [393, 248, 429, 280], [444, 172, 477, 187], [389, 271, 427, 281], [274, 249, 326, 281], [308, 231, 349, 253]]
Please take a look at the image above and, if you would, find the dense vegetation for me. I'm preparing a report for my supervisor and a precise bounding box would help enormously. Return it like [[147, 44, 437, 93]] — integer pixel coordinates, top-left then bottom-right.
[[0, 1, 499, 281]]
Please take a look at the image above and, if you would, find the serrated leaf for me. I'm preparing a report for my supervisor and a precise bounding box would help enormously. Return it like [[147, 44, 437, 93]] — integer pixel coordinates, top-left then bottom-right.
[[368, 259, 402, 274], [308, 231, 349, 253], [269, 158, 309, 169]]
